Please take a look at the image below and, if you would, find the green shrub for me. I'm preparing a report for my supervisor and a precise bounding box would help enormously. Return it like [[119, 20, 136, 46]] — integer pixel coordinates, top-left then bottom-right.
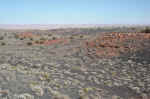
[[80, 35, 84, 38], [35, 40, 40, 44], [30, 37, 33, 41], [70, 36, 74, 39], [48, 34, 52, 36], [20, 38, 24, 40], [0, 36, 4, 40], [1, 42, 6, 46], [39, 40, 44, 44], [27, 42, 32, 46], [14, 34, 19, 39], [141, 27, 150, 33], [40, 37, 46, 41], [52, 37, 56, 40]]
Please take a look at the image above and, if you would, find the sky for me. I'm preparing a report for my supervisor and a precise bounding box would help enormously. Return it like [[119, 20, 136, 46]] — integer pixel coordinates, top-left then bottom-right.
[[0, 0, 149, 24]]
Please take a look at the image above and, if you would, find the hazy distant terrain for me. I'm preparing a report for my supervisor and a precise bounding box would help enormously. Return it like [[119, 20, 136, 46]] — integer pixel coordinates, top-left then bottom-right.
[[0, 24, 148, 30]]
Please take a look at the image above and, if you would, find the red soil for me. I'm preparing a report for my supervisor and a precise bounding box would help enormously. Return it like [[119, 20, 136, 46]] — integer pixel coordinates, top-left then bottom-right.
[[19, 32, 39, 38], [85, 33, 150, 58], [43, 39, 69, 45], [18, 32, 69, 45], [33, 38, 69, 45]]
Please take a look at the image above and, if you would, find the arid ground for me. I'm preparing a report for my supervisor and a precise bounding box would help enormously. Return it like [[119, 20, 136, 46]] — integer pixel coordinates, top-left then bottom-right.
[[0, 27, 149, 99]]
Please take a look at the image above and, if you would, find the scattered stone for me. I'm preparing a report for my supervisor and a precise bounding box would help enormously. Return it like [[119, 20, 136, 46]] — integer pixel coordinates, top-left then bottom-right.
[[141, 93, 148, 99], [132, 87, 141, 93], [79, 95, 89, 99], [53, 94, 71, 99], [128, 60, 133, 64], [112, 95, 119, 99], [16, 93, 34, 99], [48, 87, 71, 99], [0, 89, 9, 99], [83, 87, 93, 93], [90, 93, 102, 99], [30, 85, 44, 96]]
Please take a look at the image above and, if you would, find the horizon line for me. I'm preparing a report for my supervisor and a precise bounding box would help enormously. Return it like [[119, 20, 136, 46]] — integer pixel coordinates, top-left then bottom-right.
[[0, 24, 150, 25]]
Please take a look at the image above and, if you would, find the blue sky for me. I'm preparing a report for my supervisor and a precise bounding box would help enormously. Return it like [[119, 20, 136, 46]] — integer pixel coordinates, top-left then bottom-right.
[[0, 0, 149, 24]]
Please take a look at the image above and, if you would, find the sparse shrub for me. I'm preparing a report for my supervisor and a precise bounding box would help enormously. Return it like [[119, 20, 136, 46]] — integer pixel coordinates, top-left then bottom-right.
[[70, 36, 74, 39], [131, 27, 136, 30], [39, 40, 44, 44], [48, 34, 52, 36], [14, 34, 19, 39], [40, 37, 46, 41], [52, 37, 56, 40], [27, 42, 32, 46], [141, 27, 150, 33], [0, 36, 4, 40], [35, 40, 40, 44], [80, 35, 84, 38], [4, 33, 7, 36], [1, 42, 6, 46], [30, 37, 33, 41], [20, 38, 24, 40]]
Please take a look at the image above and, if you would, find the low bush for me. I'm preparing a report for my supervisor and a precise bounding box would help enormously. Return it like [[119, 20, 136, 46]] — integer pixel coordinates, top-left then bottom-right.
[[35, 40, 40, 44], [48, 34, 52, 36], [27, 42, 33, 46], [70, 36, 74, 39], [30, 37, 34, 41], [39, 40, 44, 44], [1, 42, 6, 46], [14, 34, 19, 39], [141, 27, 150, 33], [40, 37, 46, 41], [52, 37, 57, 40], [80, 35, 84, 38], [20, 38, 24, 40], [0, 36, 4, 40]]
